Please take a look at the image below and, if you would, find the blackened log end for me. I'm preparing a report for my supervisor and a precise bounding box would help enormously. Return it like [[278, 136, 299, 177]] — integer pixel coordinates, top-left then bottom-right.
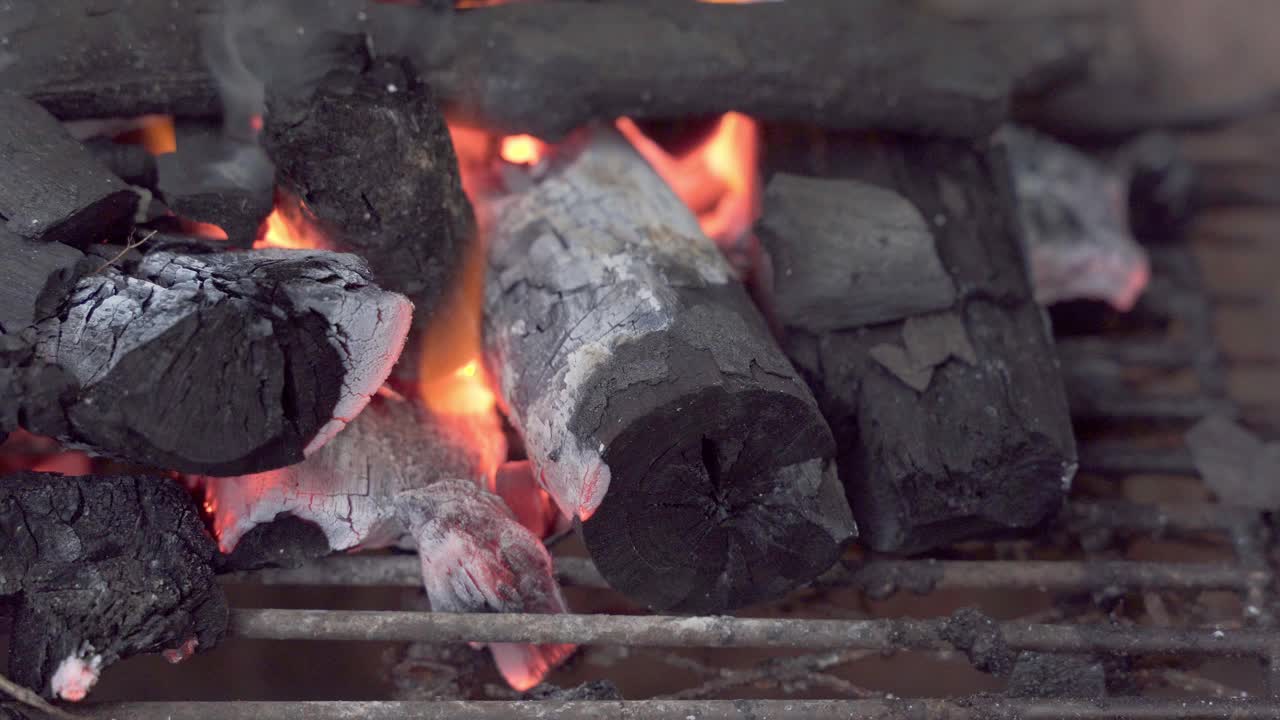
[[577, 284, 856, 613]]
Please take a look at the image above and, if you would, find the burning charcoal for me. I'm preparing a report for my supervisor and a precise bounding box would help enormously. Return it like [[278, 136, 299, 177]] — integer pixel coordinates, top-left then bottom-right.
[[0, 472, 227, 701], [263, 47, 474, 379], [16, 247, 410, 475], [154, 123, 275, 248], [201, 393, 573, 689], [483, 129, 855, 613], [760, 137, 1077, 554], [997, 125, 1150, 312], [0, 94, 138, 248]]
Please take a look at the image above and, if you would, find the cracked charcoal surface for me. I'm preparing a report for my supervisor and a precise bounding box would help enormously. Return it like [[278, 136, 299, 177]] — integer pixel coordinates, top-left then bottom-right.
[[25, 247, 410, 475], [485, 129, 855, 613], [762, 131, 1077, 554], [0, 472, 227, 699]]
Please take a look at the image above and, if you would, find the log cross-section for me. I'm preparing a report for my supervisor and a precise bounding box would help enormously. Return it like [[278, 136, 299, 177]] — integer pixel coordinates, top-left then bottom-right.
[[483, 129, 855, 613]]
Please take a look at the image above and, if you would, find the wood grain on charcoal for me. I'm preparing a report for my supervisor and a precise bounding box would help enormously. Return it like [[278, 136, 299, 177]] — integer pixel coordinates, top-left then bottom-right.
[[761, 134, 1077, 553], [19, 248, 410, 475], [0, 472, 226, 699], [0, 94, 138, 247], [264, 52, 474, 378], [484, 130, 855, 613]]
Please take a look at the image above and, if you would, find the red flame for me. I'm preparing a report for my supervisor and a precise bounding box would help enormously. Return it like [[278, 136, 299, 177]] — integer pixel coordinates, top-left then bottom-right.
[[617, 112, 761, 251]]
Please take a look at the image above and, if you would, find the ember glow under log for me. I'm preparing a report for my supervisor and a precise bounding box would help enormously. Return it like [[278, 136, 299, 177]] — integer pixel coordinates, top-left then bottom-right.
[[16, 246, 410, 475], [203, 393, 572, 690], [483, 129, 856, 613], [0, 472, 227, 701], [760, 137, 1077, 553]]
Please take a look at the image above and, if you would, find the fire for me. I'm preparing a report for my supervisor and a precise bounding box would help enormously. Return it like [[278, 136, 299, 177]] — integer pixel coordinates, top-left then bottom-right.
[[499, 135, 547, 166], [616, 112, 761, 251], [113, 114, 177, 156], [255, 190, 332, 250]]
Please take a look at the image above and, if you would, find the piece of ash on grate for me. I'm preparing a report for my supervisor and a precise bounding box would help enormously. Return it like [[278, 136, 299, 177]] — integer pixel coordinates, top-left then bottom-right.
[[2, 0, 1279, 718]]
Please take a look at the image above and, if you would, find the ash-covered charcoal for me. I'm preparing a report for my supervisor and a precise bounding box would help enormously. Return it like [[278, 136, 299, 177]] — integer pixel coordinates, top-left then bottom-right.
[[23, 247, 410, 475], [996, 125, 1150, 312], [0, 472, 227, 701], [263, 44, 475, 380], [761, 135, 1077, 554], [0, 94, 139, 248], [154, 122, 275, 248], [201, 393, 573, 689], [485, 129, 855, 613]]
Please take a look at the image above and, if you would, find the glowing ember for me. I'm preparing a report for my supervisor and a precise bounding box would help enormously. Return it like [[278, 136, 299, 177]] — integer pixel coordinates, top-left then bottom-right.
[[114, 114, 177, 156], [616, 112, 761, 251], [255, 191, 331, 250], [499, 134, 547, 166]]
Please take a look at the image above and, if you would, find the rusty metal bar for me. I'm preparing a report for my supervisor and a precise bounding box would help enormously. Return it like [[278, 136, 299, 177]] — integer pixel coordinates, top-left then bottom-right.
[[227, 555, 1262, 595], [228, 609, 1274, 657], [62, 699, 1280, 720]]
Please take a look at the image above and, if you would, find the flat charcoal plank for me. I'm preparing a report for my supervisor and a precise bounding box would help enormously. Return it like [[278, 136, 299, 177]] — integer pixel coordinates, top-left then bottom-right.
[[761, 134, 1077, 553], [0, 472, 226, 701], [404, 0, 1085, 140], [264, 50, 474, 379], [0, 228, 84, 334], [24, 248, 411, 475], [484, 129, 855, 612], [0, 0, 221, 120], [0, 94, 138, 247]]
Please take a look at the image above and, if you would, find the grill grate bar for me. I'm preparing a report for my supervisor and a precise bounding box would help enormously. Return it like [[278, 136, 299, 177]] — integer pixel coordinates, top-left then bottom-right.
[[229, 609, 1279, 657], [53, 698, 1280, 720], [228, 555, 1265, 594]]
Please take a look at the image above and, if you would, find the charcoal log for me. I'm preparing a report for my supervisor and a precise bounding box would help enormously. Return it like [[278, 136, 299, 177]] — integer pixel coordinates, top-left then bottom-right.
[[402, 0, 1086, 140], [760, 138, 1076, 554], [154, 122, 275, 248], [84, 138, 160, 190], [0, 94, 138, 247], [203, 393, 572, 689], [264, 50, 474, 379], [484, 130, 856, 613], [15, 246, 411, 475], [0, 0, 221, 120], [0, 472, 227, 701]]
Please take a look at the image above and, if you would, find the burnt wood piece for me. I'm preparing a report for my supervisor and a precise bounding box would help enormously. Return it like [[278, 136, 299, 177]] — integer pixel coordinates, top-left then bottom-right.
[[402, 0, 1086, 140], [0, 94, 138, 247], [0, 0, 221, 120], [6, 0, 1085, 139], [21, 247, 411, 475], [0, 228, 84, 335], [264, 52, 474, 379], [760, 138, 1077, 554], [484, 129, 856, 613], [0, 472, 227, 701], [83, 139, 160, 190], [204, 394, 572, 688], [154, 123, 275, 248], [0, 335, 77, 448]]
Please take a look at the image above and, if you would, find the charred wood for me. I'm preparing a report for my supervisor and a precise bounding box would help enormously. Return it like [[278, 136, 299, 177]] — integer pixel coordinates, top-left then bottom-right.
[[12, 246, 410, 475], [483, 130, 855, 613], [403, 0, 1086, 140], [0, 94, 138, 247], [154, 123, 275, 249], [202, 393, 571, 688], [0, 0, 221, 120], [760, 135, 1077, 553], [0, 472, 226, 701], [264, 51, 474, 378], [83, 139, 159, 191]]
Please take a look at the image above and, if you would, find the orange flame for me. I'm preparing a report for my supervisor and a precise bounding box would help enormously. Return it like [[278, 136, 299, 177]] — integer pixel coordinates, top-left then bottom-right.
[[113, 115, 177, 156], [255, 191, 332, 250], [616, 112, 761, 250], [499, 135, 548, 166]]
